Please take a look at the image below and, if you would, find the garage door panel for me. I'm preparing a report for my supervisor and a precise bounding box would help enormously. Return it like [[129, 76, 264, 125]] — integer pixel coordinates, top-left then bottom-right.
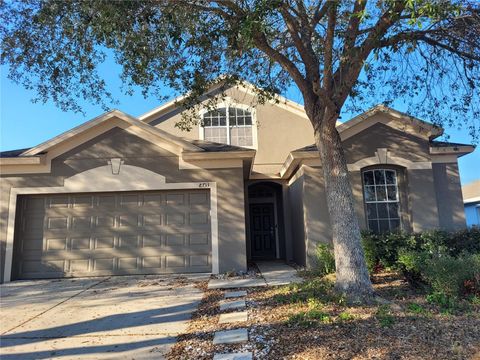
[[94, 237, 115, 249], [71, 237, 92, 250], [142, 256, 162, 268], [22, 260, 65, 274], [47, 196, 70, 208], [93, 258, 115, 271], [189, 233, 210, 245], [46, 238, 68, 251], [142, 234, 163, 247], [14, 189, 212, 279]]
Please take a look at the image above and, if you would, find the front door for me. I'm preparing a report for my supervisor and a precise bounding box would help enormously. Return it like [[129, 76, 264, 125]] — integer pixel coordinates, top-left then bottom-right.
[[250, 203, 276, 259]]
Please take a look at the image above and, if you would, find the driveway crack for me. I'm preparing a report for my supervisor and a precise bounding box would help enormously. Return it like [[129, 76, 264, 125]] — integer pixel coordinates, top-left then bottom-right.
[[1, 277, 110, 336]]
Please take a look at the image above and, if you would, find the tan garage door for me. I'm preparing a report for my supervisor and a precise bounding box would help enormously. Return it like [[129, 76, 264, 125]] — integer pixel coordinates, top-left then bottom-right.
[[13, 190, 211, 279]]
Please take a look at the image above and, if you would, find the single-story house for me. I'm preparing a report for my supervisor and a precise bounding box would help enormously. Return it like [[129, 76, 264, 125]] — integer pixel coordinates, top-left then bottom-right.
[[462, 180, 480, 227], [0, 83, 475, 282]]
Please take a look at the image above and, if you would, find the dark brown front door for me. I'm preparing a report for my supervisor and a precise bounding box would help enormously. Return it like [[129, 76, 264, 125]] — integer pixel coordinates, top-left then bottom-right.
[[250, 203, 276, 259]]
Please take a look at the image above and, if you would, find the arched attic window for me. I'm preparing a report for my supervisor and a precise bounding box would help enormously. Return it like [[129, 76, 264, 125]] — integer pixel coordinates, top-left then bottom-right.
[[201, 106, 254, 147]]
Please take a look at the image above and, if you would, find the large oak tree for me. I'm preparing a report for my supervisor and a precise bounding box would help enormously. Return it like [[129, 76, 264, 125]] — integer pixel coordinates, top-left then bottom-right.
[[1, 0, 479, 302]]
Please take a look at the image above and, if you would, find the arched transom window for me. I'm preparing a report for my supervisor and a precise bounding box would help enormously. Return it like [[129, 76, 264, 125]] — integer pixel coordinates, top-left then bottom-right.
[[202, 106, 254, 147], [362, 169, 400, 233]]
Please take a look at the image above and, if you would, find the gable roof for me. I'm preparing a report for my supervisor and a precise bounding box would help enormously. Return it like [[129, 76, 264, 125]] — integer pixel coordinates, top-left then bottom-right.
[[290, 107, 474, 162], [337, 104, 443, 141], [138, 80, 310, 123], [20, 109, 204, 157]]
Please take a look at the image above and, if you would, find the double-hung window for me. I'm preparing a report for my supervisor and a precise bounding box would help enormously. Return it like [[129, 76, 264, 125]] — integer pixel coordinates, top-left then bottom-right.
[[202, 106, 253, 147], [363, 169, 401, 233]]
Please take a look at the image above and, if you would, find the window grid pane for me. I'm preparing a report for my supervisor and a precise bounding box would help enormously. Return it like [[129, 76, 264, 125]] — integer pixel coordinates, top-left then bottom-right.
[[363, 169, 400, 233], [230, 126, 253, 146], [203, 106, 253, 146], [204, 127, 227, 144]]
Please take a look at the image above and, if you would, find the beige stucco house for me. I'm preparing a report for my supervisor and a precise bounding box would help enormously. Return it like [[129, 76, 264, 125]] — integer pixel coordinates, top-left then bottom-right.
[[0, 84, 474, 282]]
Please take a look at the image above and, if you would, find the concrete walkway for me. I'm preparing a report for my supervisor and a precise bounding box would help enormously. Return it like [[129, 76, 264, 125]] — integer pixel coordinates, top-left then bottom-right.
[[256, 262, 303, 286], [208, 262, 302, 289], [208, 277, 267, 290], [1, 275, 205, 359]]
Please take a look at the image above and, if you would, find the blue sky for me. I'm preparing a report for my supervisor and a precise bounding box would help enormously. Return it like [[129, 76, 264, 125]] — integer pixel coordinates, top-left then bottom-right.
[[1, 59, 478, 185]]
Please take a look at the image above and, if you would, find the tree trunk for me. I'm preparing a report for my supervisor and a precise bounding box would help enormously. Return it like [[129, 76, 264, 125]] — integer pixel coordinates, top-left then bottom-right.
[[314, 109, 374, 303]]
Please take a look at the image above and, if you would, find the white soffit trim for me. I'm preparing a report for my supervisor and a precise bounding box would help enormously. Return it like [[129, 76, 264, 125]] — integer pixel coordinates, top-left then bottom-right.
[[0, 155, 46, 165], [3, 164, 220, 282], [430, 145, 475, 156]]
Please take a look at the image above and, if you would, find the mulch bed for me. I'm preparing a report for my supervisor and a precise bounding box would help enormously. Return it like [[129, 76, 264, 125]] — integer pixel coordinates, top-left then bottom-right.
[[167, 272, 480, 360]]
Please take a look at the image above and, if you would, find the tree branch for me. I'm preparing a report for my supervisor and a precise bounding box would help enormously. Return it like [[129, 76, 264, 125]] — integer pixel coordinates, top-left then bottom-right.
[[342, 0, 367, 56], [322, 2, 336, 95], [311, 1, 330, 29], [279, 4, 319, 81], [252, 32, 309, 94]]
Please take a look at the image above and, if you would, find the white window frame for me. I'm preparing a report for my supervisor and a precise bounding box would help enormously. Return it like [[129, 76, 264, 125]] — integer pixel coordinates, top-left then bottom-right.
[[199, 99, 258, 149], [362, 168, 401, 232]]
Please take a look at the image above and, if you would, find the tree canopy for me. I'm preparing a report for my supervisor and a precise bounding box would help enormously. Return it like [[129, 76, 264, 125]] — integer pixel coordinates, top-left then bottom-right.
[[1, 0, 479, 135]]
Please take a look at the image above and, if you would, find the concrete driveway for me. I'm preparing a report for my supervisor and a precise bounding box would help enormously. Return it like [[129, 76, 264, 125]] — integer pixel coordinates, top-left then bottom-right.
[[0, 275, 205, 359]]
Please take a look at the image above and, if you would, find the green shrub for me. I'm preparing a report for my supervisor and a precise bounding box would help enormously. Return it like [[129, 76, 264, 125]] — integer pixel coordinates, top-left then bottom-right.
[[396, 249, 430, 286], [361, 231, 380, 272], [426, 291, 459, 309], [422, 253, 480, 298], [361, 231, 415, 272], [448, 227, 480, 256], [358, 228, 480, 307], [314, 243, 336, 276]]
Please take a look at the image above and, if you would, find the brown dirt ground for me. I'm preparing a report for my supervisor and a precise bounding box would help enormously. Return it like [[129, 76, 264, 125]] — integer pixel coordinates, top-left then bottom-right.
[[167, 272, 480, 360]]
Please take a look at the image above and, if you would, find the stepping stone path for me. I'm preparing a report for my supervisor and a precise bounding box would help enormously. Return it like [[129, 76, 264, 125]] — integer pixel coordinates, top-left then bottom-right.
[[219, 299, 246, 311], [219, 311, 248, 324], [213, 288, 253, 359], [225, 290, 247, 298], [209, 263, 301, 358], [213, 328, 249, 345]]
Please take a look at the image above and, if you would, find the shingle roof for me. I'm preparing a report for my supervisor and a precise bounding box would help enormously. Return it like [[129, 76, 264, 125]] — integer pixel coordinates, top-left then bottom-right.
[[430, 140, 475, 148], [183, 139, 255, 152], [0, 148, 31, 158], [0, 140, 253, 159], [293, 144, 317, 152]]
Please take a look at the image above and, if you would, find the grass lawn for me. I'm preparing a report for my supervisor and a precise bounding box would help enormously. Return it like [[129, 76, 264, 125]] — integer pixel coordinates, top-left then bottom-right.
[[167, 271, 480, 359]]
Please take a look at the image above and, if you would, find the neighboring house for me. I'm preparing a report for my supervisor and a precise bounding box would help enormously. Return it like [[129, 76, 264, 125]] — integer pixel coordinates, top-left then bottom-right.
[[462, 180, 480, 227], [0, 83, 475, 283]]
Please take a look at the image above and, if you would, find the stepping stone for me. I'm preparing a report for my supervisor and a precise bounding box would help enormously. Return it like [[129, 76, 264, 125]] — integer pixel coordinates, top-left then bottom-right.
[[219, 311, 248, 324], [225, 290, 247, 298], [208, 278, 267, 289], [213, 328, 248, 345], [219, 299, 246, 311], [213, 352, 253, 360]]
